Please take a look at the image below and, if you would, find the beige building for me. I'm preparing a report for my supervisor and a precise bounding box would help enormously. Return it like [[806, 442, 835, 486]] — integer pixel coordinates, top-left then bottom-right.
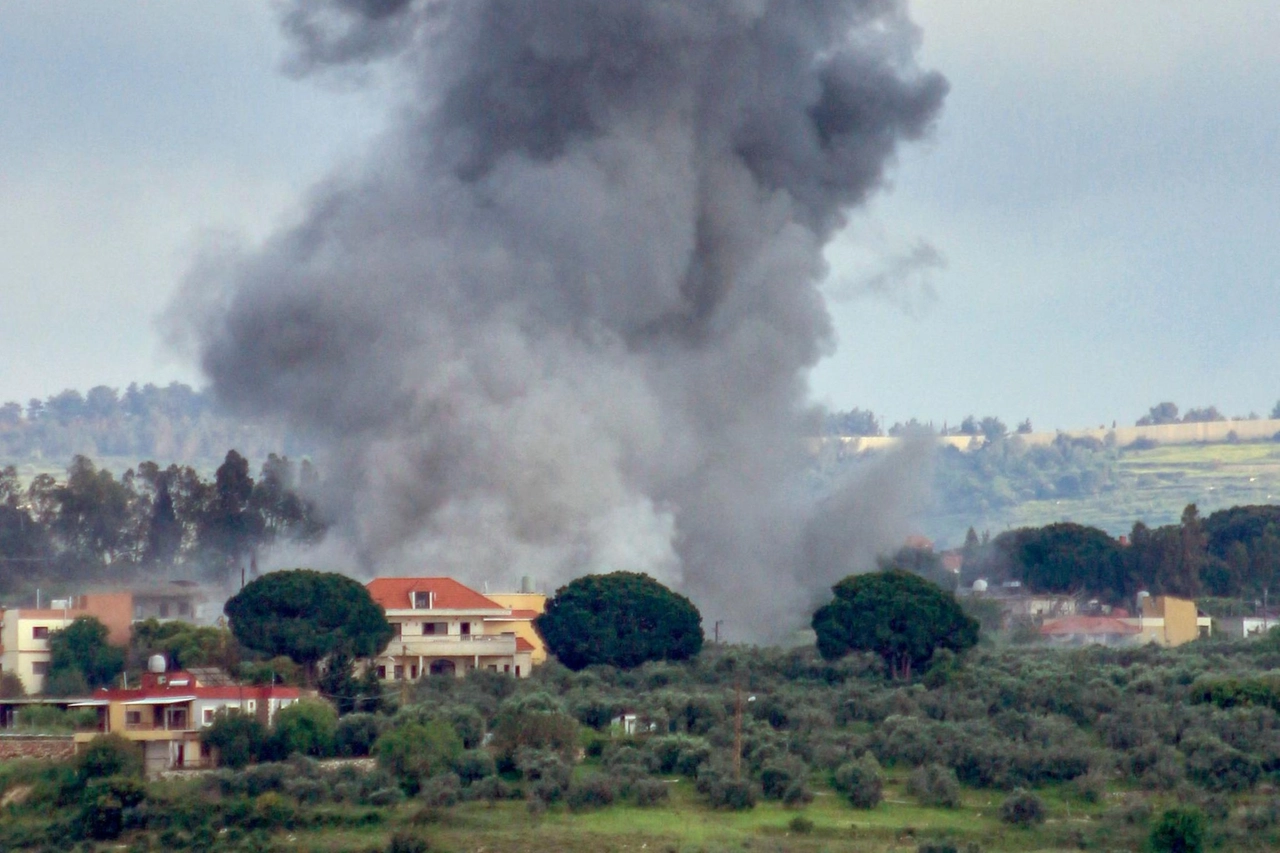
[[366, 578, 538, 679], [0, 608, 83, 694], [1132, 594, 1211, 646]]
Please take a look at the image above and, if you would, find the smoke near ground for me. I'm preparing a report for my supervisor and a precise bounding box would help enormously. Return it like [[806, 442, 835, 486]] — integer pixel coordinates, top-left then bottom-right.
[[176, 0, 946, 640]]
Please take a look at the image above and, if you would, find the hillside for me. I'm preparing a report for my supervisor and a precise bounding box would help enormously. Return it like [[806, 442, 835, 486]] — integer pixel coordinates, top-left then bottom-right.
[[923, 438, 1280, 546]]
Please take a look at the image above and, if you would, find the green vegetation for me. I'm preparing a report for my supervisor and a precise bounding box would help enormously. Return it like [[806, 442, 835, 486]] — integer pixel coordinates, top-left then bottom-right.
[[224, 569, 394, 681], [536, 571, 704, 670], [46, 617, 124, 695], [9, 637, 1280, 850], [812, 570, 979, 678]]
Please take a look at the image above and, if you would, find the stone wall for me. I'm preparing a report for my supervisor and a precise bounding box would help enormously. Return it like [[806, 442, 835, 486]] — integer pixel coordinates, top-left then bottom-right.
[[0, 734, 76, 761]]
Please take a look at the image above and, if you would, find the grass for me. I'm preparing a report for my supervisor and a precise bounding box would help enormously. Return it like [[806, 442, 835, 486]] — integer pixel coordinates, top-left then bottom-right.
[[251, 772, 1127, 853]]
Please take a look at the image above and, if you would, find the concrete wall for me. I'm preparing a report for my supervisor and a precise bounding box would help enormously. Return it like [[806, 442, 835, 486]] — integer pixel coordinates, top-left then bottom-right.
[[831, 418, 1280, 454], [0, 734, 75, 761]]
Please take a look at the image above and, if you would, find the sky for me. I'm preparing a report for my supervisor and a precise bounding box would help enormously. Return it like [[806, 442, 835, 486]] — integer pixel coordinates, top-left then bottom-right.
[[2, 1, 1278, 433]]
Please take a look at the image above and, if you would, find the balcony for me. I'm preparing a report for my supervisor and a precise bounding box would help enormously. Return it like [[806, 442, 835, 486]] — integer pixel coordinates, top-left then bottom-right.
[[388, 634, 517, 658]]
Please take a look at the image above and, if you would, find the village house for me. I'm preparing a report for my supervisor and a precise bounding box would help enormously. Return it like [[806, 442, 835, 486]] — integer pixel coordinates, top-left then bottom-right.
[[1039, 593, 1211, 647], [71, 660, 302, 773], [0, 582, 210, 694], [365, 577, 539, 679]]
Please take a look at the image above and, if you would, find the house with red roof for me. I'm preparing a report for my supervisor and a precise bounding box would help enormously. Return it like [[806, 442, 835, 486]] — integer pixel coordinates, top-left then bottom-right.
[[71, 664, 303, 772], [365, 578, 538, 679], [1039, 615, 1142, 647]]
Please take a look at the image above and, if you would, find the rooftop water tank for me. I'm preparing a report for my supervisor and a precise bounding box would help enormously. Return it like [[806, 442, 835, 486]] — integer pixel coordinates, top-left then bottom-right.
[[972, 579, 989, 593], [148, 655, 167, 674]]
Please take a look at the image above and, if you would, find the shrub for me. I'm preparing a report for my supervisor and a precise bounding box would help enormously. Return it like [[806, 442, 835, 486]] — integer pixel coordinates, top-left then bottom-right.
[[463, 775, 513, 804], [366, 787, 406, 807], [1073, 769, 1107, 803], [419, 773, 461, 808], [283, 777, 328, 805], [490, 693, 579, 767], [266, 699, 338, 759], [789, 815, 815, 834], [451, 749, 496, 785], [1149, 807, 1205, 853], [387, 830, 430, 853], [78, 775, 146, 841], [516, 748, 572, 803], [630, 777, 669, 807], [908, 764, 962, 808], [833, 754, 883, 809], [760, 758, 806, 801], [201, 711, 268, 769], [567, 773, 618, 812], [783, 779, 814, 807], [334, 713, 384, 757], [77, 735, 143, 783], [705, 776, 756, 810], [999, 789, 1046, 826]]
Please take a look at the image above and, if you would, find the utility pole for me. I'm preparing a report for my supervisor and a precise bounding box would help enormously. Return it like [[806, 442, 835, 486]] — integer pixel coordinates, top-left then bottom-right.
[[714, 620, 724, 644]]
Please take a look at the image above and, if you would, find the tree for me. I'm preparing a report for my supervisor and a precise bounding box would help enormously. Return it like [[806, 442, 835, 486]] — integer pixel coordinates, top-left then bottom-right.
[[47, 616, 124, 694], [224, 569, 394, 681], [201, 709, 268, 768], [266, 698, 338, 759], [811, 570, 978, 679], [374, 720, 463, 794], [999, 522, 1126, 601], [1272, 401, 1280, 420], [535, 572, 703, 670], [199, 450, 263, 582], [1138, 402, 1180, 426], [1149, 807, 1206, 853]]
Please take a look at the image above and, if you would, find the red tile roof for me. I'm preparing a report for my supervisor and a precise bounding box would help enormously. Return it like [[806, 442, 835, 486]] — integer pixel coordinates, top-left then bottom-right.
[[1040, 616, 1140, 636], [366, 577, 506, 611], [515, 637, 536, 653]]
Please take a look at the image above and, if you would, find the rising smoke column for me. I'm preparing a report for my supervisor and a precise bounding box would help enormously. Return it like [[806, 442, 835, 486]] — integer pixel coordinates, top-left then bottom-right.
[[182, 0, 946, 639]]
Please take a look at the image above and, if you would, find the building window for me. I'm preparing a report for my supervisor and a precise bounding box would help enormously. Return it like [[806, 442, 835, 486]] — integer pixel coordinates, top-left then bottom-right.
[[393, 665, 404, 680], [413, 591, 432, 608], [203, 709, 214, 726], [178, 602, 190, 616], [247, 701, 256, 712], [125, 711, 142, 728], [31, 661, 49, 676], [159, 602, 170, 618], [460, 622, 471, 636], [377, 665, 386, 679], [515, 666, 521, 677], [392, 622, 402, 637], [504, 665, 510, 673], [409, 666, 418, 679], [32, 626, 48, 640]]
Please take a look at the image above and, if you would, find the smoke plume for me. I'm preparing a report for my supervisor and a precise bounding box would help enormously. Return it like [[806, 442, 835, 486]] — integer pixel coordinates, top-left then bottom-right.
[[179, 0, 946, 639]]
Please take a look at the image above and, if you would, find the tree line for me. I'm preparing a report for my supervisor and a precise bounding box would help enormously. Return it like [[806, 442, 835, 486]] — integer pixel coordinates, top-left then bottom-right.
[[0, 382, 312, 468], [0, 450, 325, 597], [959, 503, 1280, 604]]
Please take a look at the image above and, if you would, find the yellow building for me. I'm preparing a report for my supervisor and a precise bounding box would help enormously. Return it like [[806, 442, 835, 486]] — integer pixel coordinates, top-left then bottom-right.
[[485, 591, 549, 665]]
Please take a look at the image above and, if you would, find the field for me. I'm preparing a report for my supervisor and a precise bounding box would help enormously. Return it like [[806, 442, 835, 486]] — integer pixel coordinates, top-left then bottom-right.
[[927, 439, 1280, 544]]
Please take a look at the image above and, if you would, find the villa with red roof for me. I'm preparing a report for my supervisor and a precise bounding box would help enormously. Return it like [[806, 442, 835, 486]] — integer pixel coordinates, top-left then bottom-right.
[[364, 578, 540, 679], [71, 666, 303, 772]]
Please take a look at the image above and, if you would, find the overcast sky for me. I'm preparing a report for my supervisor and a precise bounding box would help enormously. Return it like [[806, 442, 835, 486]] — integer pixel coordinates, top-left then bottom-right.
[[3, 1, 1278, 431]]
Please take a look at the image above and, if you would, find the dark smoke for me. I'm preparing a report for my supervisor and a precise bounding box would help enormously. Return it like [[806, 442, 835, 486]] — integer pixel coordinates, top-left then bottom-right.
[[178, 0, 946, 640]]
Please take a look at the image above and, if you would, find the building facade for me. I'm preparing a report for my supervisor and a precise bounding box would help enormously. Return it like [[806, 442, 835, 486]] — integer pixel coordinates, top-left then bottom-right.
[[72, 667, 302, 773], [365, 578, 538, 679]]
